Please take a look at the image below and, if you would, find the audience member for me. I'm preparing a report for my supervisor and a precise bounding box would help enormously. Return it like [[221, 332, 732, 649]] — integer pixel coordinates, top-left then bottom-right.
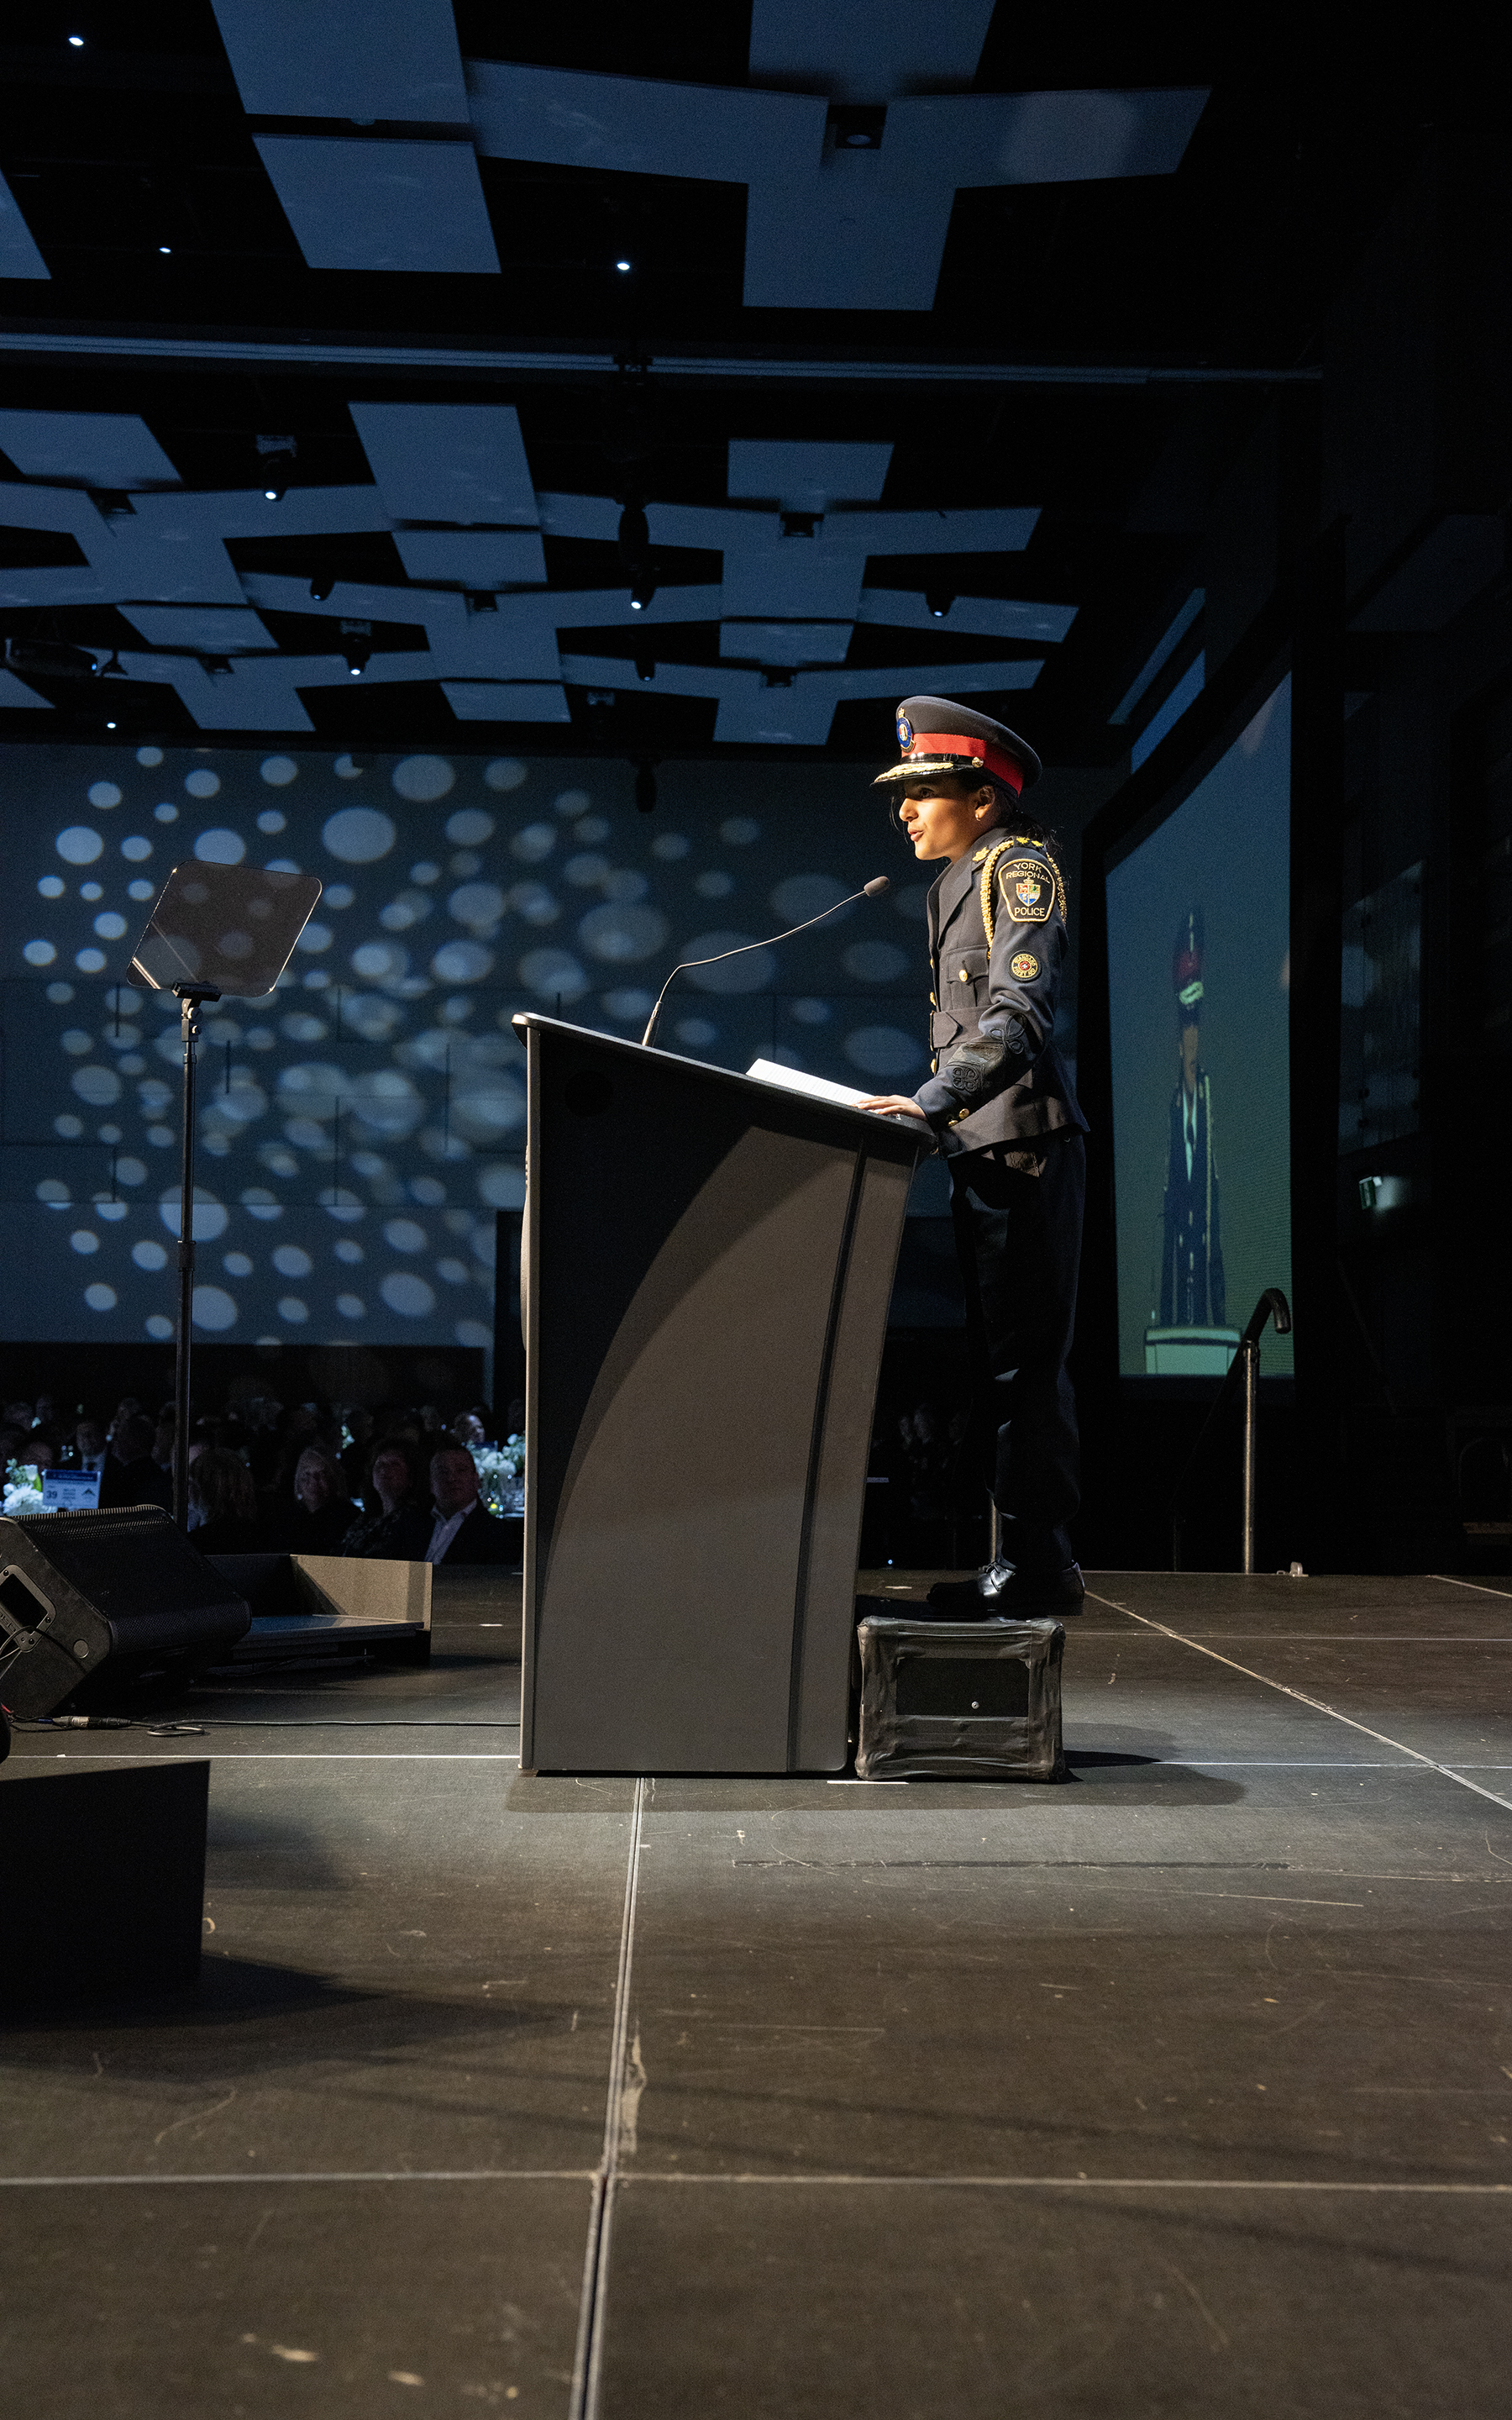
[[3, 1381, 522, 1561], [241, 1394, 286, 1486], [340, 1440, 431, 1560], [423, 1445, 515, 1566], [338, 1405, 374, 1497], [189, 1449, 263, 1554], [269, 1447, 352, 1554], [74, 1418, 107, 1476], [101, 1413, 173, 1512]]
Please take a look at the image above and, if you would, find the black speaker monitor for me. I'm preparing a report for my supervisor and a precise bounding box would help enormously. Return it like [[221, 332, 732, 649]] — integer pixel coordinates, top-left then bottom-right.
[[0, 1507, 250, 1718]]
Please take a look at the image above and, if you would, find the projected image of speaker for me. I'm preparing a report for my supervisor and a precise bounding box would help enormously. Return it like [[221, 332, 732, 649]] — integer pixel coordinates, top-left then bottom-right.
[[0, 1507, 250, 1718]]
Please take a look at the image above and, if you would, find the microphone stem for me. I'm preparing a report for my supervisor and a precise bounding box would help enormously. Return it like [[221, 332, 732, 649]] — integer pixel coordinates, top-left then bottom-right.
[[641, 887, 869, 1048]]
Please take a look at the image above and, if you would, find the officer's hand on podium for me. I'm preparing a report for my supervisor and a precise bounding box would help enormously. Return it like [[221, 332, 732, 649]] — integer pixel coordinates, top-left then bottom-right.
[[857, 1094, 928, 1121]]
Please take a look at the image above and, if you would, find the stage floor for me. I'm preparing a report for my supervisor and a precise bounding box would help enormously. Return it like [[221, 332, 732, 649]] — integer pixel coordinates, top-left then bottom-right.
[[3, 1568, 1511, 2414]]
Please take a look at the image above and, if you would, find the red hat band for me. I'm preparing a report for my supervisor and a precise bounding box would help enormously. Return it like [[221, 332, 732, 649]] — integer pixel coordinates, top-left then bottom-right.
[[907, 731, 1024, 794]]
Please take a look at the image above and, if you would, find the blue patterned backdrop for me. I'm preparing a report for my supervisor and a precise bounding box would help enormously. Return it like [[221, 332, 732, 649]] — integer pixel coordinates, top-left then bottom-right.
[[1, 739, 937, 1350]]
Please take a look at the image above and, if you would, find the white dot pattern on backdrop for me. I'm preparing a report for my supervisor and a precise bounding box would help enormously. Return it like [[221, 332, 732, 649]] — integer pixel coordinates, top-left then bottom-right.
[[4, 746, 932, 1346]]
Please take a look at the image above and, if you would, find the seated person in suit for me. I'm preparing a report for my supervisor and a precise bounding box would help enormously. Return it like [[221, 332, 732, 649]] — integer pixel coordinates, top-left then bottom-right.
[[340, 1440, 432, 1561], [100, 1413, 174, 1512], [188, 1449, 264, 1554], [74, 1418, 108, 1477], [269, 1447, 353, 1555], [423, 1444, 516, 1566]]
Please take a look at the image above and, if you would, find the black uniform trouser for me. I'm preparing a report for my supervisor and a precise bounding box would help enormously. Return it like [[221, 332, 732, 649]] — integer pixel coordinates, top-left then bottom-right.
[[949, 1127, 1084, 1574]]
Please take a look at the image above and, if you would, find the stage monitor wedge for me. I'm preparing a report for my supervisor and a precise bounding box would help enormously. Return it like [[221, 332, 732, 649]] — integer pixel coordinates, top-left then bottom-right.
[[0, 1507, 250, 1717]]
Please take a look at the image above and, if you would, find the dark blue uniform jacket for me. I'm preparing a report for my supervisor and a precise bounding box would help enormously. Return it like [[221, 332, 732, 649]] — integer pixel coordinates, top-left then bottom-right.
[[911, 833, 1087, 1153]]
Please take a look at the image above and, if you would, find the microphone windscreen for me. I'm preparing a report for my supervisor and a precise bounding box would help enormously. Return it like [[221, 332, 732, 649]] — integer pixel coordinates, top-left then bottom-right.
[[863, 876, 892, 897]]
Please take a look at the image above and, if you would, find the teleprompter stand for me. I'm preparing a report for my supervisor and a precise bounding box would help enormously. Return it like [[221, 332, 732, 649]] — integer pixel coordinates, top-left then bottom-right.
[[127, 860, 322, 1526], [512, 1015, 924, 1775]]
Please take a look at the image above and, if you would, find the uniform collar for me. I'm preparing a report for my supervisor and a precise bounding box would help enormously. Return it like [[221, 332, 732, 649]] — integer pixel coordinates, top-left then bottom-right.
[[934, 849, 979, 925]]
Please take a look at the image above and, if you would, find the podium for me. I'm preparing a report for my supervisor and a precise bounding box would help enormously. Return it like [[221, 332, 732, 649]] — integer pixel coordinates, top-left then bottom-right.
[[514, 1016, 924, 1774]]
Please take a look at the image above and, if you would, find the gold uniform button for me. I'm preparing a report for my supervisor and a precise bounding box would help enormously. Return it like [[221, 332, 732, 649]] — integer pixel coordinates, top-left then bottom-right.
[[958, 965, 969, 981]]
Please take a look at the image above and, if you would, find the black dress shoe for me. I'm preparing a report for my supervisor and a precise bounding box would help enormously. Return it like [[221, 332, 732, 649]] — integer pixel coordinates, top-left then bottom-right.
[[922, 1559, 1084, 1618]]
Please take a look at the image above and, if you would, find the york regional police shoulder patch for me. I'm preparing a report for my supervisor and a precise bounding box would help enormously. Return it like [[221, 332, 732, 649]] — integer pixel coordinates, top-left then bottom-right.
[[1010, 951, 1040, 981], [998, 857, 1054, 923]]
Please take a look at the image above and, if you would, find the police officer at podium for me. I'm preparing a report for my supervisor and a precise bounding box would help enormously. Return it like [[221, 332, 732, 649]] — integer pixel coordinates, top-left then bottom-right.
[[858, 697, 1088, 1615]]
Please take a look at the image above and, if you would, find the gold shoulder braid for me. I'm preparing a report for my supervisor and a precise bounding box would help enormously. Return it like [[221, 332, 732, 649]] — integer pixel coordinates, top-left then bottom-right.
[[982, 839, 1065, 944], [979, 839, 1015, 947]]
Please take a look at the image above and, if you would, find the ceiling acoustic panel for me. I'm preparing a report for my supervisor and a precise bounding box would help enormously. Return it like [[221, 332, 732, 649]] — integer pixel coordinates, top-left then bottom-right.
[[744, 153, 958, 311], [255, 138, 501, 274], [0, 412, 180, 490], [719, 621, 853, 666], [919, 87, 1213, 187], [0, 669, 52, 709], [212, 0, 470, 123], [827, 506, 1040, 554], [118, 605, 276, 652], [442, 681, 571, 723], [747, 0, 996, 103], [0, 171, 50, 279], [466, 59, 1205, 313], [855, 591, 1078, 643], [465, 60, 824, 187], [719, 544, 869, 623], [349, 403, 536, 524], [549, 585, 726, 630], [394, 529, 548, 587], [426, 607, 562, 685], [558, 653, 1042, 745], [727, 441, 893, 508], [97, 526, 247, 608]]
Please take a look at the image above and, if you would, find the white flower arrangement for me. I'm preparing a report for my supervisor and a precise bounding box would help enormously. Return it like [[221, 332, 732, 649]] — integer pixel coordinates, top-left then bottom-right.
[[470, 1434, 525, 1514], [3, 1460, 45, 1518]]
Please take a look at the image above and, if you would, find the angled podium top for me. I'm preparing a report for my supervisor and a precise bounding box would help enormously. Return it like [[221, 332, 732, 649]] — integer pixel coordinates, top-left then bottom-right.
[[510, 1011, 924, 1158], [513, 1013, 927, 1776]]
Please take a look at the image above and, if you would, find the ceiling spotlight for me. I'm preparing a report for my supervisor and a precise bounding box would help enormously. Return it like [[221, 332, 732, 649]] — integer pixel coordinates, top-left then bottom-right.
[[926, 588, 955, 620], [264, 483, 285, 503], [105, 719, 116, 729], [634, 651, 655, 683], [617, 502, 649, 557], [344, 644, 370, 677], [158, 245, 171, 255], [68, 32, 84, 45], [634, 762, 657, 815], [630, 576, 657, 612], [309, 571, 335, 602], [615, 258, 633, 273]]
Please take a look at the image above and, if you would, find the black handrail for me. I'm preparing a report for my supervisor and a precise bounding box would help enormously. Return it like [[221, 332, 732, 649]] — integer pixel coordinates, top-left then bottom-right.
[[1171, 1287, 1291, 1572]]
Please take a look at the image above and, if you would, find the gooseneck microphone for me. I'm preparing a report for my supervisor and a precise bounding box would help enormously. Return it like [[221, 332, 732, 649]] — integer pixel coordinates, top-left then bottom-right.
[[641, 876, 893, 1049]]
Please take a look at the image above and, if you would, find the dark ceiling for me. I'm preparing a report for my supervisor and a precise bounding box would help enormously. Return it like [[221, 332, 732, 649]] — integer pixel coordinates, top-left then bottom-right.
[[0, 4, 1435, 763]]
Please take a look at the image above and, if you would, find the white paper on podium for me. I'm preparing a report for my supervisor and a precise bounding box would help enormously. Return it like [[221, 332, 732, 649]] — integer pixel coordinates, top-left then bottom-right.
[[744, 1059, 923, 1131], [745, 1056, 873, 1110]]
